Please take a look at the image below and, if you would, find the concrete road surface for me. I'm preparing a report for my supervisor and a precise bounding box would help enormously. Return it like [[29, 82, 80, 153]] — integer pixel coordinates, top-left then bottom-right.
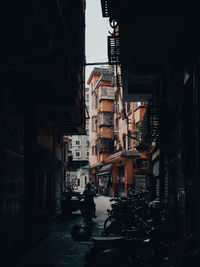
[[15, 196, 111, 267]]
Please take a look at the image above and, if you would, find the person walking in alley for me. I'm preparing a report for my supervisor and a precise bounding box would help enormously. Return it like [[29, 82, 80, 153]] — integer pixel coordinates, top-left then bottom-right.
[[83, 183, 97, 218]]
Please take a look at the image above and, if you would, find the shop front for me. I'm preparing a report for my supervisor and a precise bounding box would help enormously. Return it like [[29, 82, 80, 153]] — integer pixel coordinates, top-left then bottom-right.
[[97, 163, 112, 195], [106, 150, 140, 197], [89, 161, 104, 186]]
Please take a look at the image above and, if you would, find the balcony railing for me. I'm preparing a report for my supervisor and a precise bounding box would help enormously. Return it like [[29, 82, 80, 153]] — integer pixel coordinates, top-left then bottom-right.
[[140, 105, 160, 148], [98, 112, 114, 127], [98, 86, 115, 101]]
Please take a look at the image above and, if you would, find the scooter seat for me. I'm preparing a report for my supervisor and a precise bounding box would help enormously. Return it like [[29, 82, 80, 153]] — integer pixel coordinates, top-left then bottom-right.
[[92, 236, 124, 245]]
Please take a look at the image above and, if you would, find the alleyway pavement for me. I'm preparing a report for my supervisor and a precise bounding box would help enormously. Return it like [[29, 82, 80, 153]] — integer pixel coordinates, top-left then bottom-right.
[[15, 196, 111, 267]]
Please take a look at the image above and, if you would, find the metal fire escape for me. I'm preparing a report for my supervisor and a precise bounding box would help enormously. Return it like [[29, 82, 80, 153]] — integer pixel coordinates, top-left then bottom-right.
[[138, 105, 160, 151]]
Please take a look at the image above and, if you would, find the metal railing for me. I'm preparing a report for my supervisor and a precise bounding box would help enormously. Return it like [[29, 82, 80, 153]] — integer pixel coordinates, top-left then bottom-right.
[[141, 105, 160, 145]]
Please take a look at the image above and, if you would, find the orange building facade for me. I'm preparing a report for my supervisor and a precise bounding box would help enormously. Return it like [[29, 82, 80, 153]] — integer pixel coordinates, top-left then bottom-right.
[[87, 67, 114, 186], [87, 66, 148, 196]]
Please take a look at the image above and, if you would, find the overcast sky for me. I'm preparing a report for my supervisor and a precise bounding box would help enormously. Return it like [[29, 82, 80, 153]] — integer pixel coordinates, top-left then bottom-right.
[[85, 0, 111, 85]]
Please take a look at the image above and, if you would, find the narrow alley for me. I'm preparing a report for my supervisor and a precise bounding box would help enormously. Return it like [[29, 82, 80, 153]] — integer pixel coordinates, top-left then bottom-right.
[[1, 0, 200, 267], [15, 196, 111, 267]]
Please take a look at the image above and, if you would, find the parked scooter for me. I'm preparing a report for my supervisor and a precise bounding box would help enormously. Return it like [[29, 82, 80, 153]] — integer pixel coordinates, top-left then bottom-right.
[[71, 231, 151, 267], [61, 186, 82, 217]]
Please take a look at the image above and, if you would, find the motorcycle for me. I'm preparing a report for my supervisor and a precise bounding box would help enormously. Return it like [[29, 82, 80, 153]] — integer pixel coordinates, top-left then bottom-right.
[[71, 232, 151, 267]]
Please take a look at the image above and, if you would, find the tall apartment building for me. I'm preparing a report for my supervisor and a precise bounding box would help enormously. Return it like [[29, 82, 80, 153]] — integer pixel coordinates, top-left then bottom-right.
[[65, 88, 90, 188], [87, 67, 115, 186], [87, 66, 148, 196], [105, 65, 148, 196]]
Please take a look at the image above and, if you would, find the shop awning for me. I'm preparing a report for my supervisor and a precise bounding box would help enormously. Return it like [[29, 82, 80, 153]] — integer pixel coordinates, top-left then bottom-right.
[[82, 164, 90, 169], [106, 150, 140, 162], [99, 163, 112, 173], [97, 172, 111, 176], [105, 151, 123, 162], [90, 161, 104, 169]]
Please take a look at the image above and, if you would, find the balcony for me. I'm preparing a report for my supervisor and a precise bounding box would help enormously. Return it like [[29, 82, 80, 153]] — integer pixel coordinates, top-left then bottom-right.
[[138, 105, 160, 151], [98, 112, 114, 127], [98, 86, 115, 102], [98, 128, 114, 139], [99, 138, 114, 153]]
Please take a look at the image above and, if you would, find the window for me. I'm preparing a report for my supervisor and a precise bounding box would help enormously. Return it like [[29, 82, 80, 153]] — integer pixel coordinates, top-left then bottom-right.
[[136, 122, 142, 142], [95, 94, 98, 108], [86, 93, 89, 99], [127, 102, 131, 114], [128, 130, 132, 149], [75, 151, 81, 158], [75, 140, 81, 146], [91, 83, 93, 92], [115, 91, 119, 102], [115, 118, 119, 129], [123, 134, 126, 149], [85, 140, 89, 146], [92, 145, 97, 156], [110, 117, 114, 125], [85, 151, 89, 157]]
